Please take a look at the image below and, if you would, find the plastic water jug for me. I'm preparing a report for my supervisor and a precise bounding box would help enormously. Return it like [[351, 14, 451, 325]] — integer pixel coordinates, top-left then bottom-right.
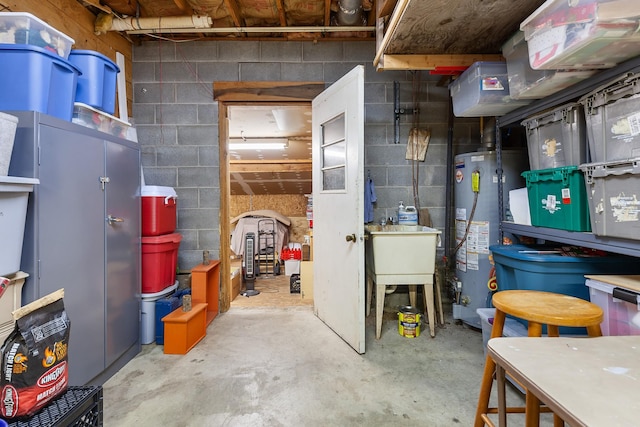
[[398, 202, 418, 225]]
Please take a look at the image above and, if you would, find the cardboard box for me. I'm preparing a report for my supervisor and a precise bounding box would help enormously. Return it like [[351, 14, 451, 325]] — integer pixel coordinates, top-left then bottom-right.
[[0, 271, 28, 345]]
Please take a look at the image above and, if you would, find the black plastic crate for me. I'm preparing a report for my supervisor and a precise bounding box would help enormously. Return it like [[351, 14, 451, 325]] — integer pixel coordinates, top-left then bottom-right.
[[289, 274, 300, 293], [4, 386, 103, 427]]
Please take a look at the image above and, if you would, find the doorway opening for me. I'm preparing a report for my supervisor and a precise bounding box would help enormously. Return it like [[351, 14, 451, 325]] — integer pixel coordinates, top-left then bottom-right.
[[214, 81, 325, 313], [224, 103, 313, 309]]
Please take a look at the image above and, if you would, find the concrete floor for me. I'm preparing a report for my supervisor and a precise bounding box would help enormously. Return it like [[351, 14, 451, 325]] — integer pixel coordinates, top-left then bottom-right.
[[102, 298, 556, 426]]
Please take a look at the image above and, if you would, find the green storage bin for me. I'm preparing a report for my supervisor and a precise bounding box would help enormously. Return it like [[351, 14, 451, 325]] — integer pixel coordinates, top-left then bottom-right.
[[522, 166, 591, 231]]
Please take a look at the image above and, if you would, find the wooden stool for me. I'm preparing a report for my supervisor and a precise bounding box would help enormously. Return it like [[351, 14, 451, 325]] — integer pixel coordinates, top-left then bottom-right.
[[474, 290, 603, 427]]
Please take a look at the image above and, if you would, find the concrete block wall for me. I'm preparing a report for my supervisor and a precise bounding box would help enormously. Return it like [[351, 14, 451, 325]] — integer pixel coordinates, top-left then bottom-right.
[[132, 40, 482, 270]]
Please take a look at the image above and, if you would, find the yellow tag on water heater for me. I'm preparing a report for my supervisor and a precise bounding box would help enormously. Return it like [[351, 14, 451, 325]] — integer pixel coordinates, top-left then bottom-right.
[[471, 170, 480, 193]]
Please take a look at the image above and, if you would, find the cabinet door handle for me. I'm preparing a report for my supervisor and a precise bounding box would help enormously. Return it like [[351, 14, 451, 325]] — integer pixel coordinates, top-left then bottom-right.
[[107, 215, 124, 225]]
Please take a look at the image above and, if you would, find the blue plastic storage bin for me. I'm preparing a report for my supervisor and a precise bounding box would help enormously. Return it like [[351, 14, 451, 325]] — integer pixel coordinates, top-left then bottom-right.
[[0, 44, 80, 121], [155, 295, 181, 345], [68, 50, 119, 115], [490, 244, 640, 332]]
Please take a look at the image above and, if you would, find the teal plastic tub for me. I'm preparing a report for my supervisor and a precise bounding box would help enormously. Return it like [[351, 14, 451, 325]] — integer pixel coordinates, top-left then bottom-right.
[[490, 244, 640, 332]]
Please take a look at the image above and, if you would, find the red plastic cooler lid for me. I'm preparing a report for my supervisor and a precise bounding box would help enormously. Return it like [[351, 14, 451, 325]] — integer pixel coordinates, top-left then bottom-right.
[[141, 185, 177, 198], [141, 232, 182, 244]]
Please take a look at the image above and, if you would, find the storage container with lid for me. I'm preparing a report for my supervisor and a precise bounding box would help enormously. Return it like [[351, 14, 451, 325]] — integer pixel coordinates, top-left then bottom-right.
[[0, 44, 81, 121], [502, 30, 595, 99], [72, 102, 131, 139], [449, 61, 530, 117], [585, 275, 640, 336], [522, 102, 587, 170], [521, 0, 640, 70], [141, 185, 177, 237], [141, 233, 181, 294], [522, 166, 591, 232], [579, 72, 640, 163], [490, 244, 640, 332], [0, 12, 74, 58], [140, 281, 178, 345], [68, 50, 119, 115], [579, 158, 640, 239]]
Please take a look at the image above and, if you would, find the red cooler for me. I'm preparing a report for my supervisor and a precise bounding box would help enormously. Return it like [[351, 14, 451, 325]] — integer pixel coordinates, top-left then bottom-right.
[[142, 233, 181, 294], [141, 185, 177, 236]]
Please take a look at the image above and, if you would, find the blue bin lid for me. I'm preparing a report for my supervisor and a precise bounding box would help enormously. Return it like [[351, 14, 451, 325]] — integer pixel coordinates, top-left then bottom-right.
[[489, 244, 633, 264], [0, 43, 81, 75], [68, 49, 119, 73]]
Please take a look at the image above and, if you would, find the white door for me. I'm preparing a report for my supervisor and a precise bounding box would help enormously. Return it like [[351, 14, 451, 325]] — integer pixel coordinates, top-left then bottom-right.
[[312, 65, 365, 353]]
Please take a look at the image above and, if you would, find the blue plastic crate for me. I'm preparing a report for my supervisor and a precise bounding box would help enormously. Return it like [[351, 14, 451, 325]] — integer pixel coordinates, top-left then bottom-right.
[[490, 244, 640, 333], [68, 50, 119, 115], [0, 44, 80, 121], [155, 296, 181, 345]]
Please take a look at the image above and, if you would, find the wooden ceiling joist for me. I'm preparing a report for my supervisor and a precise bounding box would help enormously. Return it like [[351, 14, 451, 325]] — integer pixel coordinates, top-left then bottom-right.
[[229, 160, 312, 174], [377, 54, 504, 71], [275, 0, 288, 26], [223, 0, 245, 27], [213, 81, 325, 102], [377, 0, 397, 18]]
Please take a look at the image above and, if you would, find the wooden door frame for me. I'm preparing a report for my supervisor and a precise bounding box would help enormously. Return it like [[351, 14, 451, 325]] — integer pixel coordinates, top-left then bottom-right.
[[213, 81, 325, 313]]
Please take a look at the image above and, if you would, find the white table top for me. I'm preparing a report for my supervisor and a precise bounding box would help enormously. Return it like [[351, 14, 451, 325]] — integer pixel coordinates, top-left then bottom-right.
[[488, 336, 640, 427]]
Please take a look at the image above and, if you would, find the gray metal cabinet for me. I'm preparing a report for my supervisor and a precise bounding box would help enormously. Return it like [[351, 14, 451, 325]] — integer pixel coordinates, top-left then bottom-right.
[[7, 111, 140, 386]]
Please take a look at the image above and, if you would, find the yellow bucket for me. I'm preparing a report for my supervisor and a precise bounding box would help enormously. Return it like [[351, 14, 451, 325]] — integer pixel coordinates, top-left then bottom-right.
[[398, 306, 421, 338]]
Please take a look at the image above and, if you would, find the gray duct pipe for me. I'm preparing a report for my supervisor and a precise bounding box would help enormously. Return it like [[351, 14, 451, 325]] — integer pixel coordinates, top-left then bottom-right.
[[336, 0, 365, 26]]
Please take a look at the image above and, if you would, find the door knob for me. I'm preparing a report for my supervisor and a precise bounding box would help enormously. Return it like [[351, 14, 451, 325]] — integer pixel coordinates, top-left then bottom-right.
[[345, 233, 356, 242], [107, 215, 124, 225]]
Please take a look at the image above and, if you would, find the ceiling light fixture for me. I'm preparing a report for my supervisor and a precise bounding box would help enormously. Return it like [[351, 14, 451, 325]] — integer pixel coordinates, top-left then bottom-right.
[[229, 138, 289, 150]]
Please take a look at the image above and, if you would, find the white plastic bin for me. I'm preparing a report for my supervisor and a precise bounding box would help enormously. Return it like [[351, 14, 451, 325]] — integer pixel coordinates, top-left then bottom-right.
[[477, 308, 528, 356], [586, 275, 640, 336], [0, 112, 18, 176], [141, 281, 178, 345], [0, 177, 39, 276]]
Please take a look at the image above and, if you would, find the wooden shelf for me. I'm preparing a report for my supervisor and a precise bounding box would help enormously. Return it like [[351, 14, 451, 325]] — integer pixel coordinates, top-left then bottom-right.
[[502, 222, 640, 258], [191, 260, 221, 325], [496, 56, 640, 258]]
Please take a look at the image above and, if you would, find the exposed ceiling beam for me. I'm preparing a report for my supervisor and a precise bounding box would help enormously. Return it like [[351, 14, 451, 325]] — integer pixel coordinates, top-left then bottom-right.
[[213, 81, 325, 102], [275, 0, 288, 26], [378, 0, 398, 18], [229, 160, 312, 173], [223, 0, 245, 27], [377, 54, 504, 70], [171, 0, 192, 13], [77, 0, 113, 14], [324, 0, 332, 26], [373, 0, 408, 66]]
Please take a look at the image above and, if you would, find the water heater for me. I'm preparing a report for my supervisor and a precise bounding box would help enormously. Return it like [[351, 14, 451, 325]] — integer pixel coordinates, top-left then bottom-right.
[[452, 150, 528, 328]]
